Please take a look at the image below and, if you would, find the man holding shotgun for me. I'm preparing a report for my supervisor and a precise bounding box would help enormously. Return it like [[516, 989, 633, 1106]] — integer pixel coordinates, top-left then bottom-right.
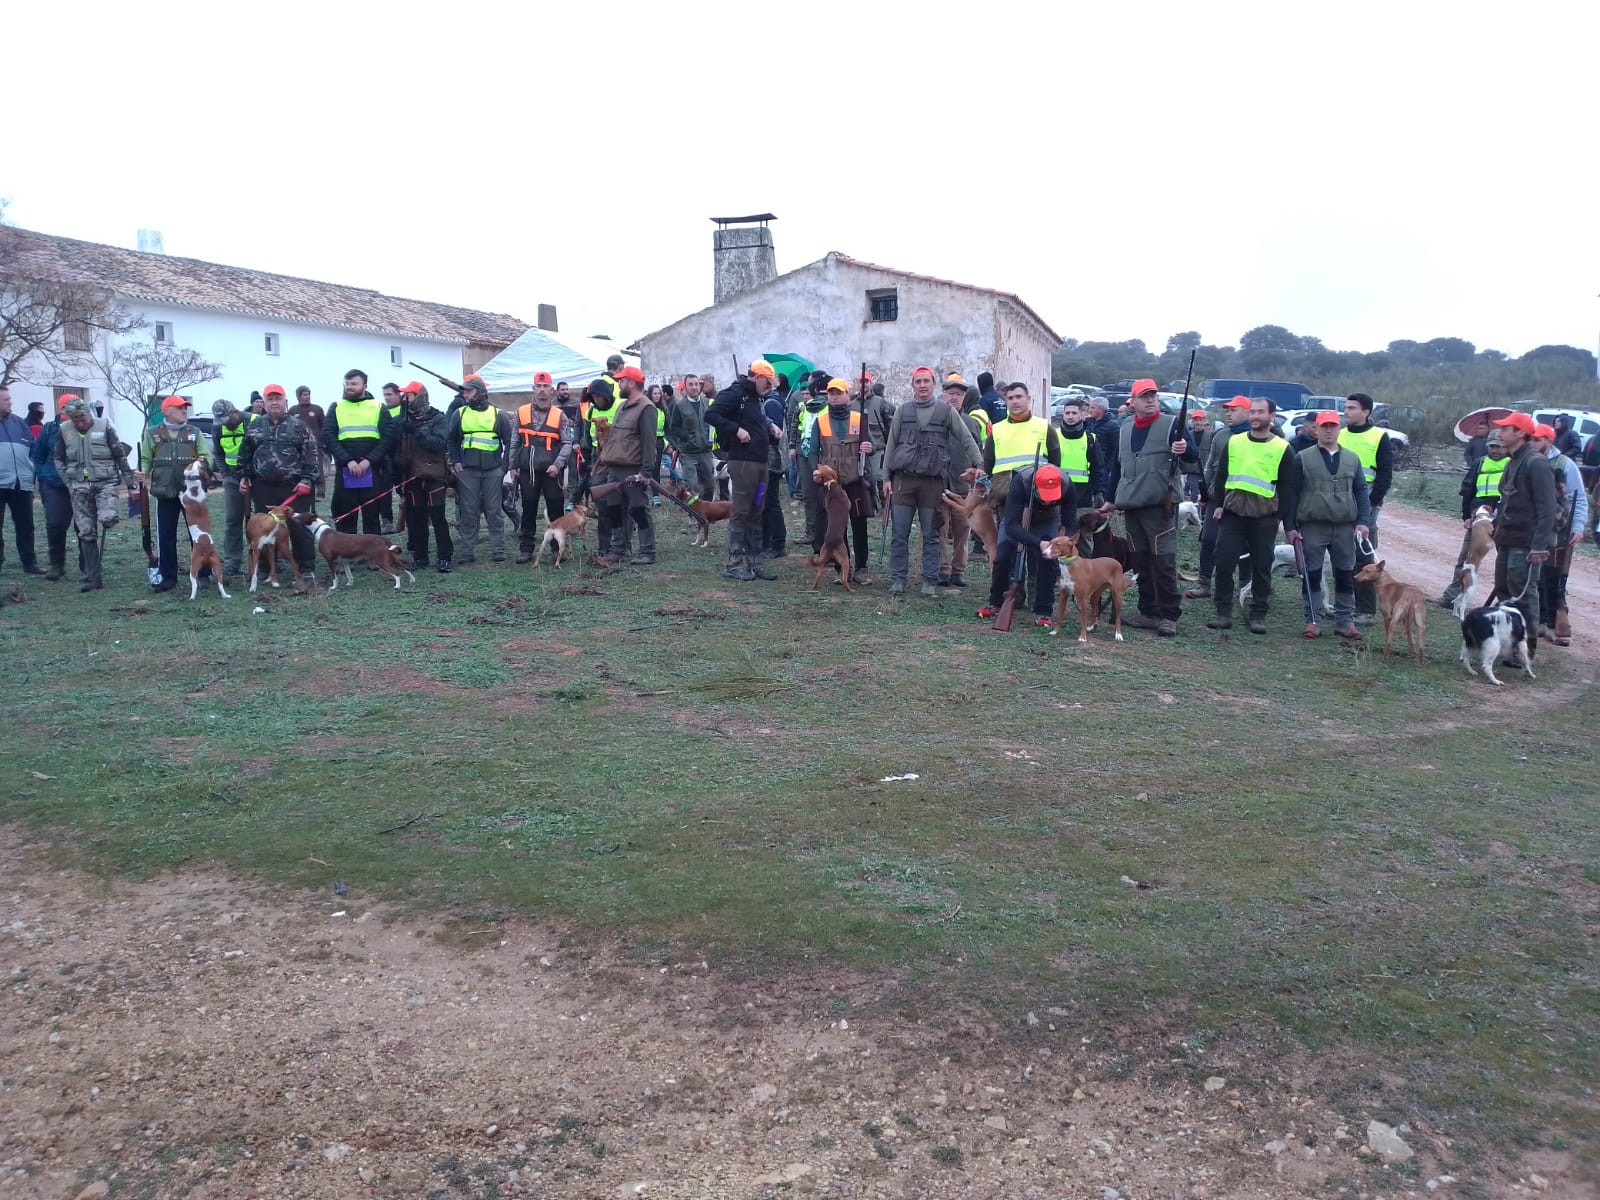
[[708, 360, 783, 582], [978, 461, 1073, 629], [1098, 378, 1196, 636]]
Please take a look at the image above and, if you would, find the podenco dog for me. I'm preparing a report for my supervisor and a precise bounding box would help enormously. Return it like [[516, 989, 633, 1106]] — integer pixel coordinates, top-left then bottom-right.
[[180, 460, 229, 599]]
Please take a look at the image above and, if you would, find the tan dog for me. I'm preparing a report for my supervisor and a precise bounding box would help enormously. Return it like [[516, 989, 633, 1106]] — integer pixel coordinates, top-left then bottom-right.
[[296, 515, 415, 589], [245, 504, 303, 592], [532, 503, 591, 567], [1354, 560, 1427, 665], [669, 482, 733, 548], [1042, 531, 1128, 643], [942, 469, 998, 564], [1451, 505, 1497, 619], [809, 464, 853, 591], [180, 460, 229, 599]]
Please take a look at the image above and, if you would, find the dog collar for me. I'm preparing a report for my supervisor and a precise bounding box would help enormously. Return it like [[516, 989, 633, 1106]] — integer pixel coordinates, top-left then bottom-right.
[[269, 512, 283, 527], [1058, 554, 1079, 563]]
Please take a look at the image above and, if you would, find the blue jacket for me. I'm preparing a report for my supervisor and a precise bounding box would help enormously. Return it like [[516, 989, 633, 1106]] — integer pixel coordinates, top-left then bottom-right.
[[0, 413, 36, 491], [31, 419, 64, 487]]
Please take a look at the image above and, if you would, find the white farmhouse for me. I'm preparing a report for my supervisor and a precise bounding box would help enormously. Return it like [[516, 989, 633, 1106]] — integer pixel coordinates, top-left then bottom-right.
[[637, 218, 1060, 413], [1, 226, 528, 445]]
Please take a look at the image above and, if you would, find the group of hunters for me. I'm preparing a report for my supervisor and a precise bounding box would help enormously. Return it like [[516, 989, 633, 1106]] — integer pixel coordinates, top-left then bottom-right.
[[0, 368, 1590, 659]]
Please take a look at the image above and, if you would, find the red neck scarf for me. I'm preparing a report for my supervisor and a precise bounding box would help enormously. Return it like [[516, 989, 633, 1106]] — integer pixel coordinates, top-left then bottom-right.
[[1133, 413, 1160, 430]]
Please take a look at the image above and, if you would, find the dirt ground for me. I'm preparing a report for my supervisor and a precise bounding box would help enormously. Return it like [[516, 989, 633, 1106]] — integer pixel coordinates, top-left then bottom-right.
[[3, 502, 1595, 1200]]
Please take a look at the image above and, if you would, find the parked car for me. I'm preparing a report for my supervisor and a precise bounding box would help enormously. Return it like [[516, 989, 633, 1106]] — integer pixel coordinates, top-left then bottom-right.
[[1532, 409, 1600, 441], [1200, 378, 1314, 410]]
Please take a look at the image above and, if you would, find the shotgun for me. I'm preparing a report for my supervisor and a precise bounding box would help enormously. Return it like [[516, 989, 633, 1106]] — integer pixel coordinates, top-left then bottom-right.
[[1293, 536, 1316, 633], [138, 481, 159, 585], [408, 361, 463, 394], [992, 447, 1042, 632], [1164, 349, 1197, 526]]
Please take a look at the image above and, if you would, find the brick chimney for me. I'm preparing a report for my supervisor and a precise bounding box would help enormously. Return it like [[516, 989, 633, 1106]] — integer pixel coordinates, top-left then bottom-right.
[[711, 214, 777, 305]]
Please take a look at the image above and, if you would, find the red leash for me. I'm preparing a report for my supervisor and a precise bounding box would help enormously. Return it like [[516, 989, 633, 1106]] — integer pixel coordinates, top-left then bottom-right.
[[331, 475, 417, 525]]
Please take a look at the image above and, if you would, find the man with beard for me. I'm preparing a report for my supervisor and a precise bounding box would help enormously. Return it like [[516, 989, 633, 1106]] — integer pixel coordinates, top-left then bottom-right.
[[446, 378, 514, 565], [323, 369, 395, 535], [398, 381, 454, 572]]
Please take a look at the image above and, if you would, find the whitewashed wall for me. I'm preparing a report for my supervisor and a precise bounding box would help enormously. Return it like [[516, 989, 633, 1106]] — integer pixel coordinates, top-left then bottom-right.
[[5, 300, 467, 462]]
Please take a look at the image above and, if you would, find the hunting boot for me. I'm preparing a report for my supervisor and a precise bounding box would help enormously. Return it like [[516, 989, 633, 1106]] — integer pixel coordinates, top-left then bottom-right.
[[45, 544, 66, 581], [80, 539, 104, 592]]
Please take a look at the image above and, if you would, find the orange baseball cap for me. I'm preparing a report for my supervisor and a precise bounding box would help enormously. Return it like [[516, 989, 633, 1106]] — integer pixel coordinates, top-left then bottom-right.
[[1314, 411, 1341, 426], [57, 393, 79, 412], [1493, 411, 1536, 435], [616, 365, 646, 383], [400, 381, 423, 394], [1222, 395, 1252, 409], [533, 371, 553, 385], [1532, 423, 1556, 440], [262, 384, 286, 397], [747, 360, 777, 380], [161, 395, 191, 413], [1131, 378, 1158, 397], [911, 366, 936, 379], [1034, 464, 1064, 501]]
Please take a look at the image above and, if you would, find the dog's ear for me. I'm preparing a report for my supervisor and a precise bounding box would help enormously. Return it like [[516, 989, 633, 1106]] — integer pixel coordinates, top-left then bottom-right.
[[1375, 560, 1385, 572]]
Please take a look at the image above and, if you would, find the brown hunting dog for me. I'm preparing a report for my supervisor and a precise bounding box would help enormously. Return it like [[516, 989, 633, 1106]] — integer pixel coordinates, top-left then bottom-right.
[[669, 482, 733, 548], [941, 468, 998, 564], [295, 514, 416, 590], [1042, 531, 1129, 644], [809, 464, 853, 591], [245, 504, 304, 592], [1354, 560, 1427, 665]]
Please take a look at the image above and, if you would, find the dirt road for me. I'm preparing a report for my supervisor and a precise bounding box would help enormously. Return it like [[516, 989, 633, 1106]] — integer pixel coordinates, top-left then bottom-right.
[[1376, 501, 1599, 670]]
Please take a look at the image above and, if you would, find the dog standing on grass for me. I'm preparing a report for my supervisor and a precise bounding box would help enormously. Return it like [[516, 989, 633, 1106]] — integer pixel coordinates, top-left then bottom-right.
[[296, 514, 415, 590], [180, 460, 229, 599], [1460, 602, 1535, 686], [531, 502, 591, 568], [809, 464, 854, 591], [942, 469, 998, 565], [246, 504, 303, 592], [1354, 560, 1427, 665], [669, 482, 731, 548], [1042, 530, 1128, 643]]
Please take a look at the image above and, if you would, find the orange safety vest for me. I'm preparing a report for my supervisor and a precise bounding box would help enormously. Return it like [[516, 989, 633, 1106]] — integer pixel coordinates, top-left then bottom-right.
[[815, 410, 861, 439], [517, 404, 563, 449]]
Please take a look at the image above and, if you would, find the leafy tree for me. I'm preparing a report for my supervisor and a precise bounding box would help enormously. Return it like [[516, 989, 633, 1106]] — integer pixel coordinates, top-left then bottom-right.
[[1165, 331, 1202, 355], [1520, 344, 1596, 379], [1422, 336, 1475, 365], [1239, 325, 1304, 354]]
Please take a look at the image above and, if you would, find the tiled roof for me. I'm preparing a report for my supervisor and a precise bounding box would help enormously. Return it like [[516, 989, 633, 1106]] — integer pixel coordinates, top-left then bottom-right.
[[0, 226, 529, 347]]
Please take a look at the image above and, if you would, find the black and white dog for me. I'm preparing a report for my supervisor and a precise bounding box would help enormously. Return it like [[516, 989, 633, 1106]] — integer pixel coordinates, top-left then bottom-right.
[[1460, 602, 1535, 687]]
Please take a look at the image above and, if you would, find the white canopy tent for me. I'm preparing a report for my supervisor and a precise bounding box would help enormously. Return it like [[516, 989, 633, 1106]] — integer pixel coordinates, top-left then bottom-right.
[[474, 327, 639, 393]]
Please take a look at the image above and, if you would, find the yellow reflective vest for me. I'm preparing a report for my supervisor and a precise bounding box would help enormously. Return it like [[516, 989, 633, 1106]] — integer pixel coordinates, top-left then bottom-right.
[[1338, 424, 1385, 484], [1225, 434, 1290, 498], [990, 416, 1050, 474]]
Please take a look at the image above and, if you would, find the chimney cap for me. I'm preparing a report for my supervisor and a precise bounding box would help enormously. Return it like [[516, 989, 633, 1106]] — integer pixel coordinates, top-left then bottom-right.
[[710, 213, 777, 228]]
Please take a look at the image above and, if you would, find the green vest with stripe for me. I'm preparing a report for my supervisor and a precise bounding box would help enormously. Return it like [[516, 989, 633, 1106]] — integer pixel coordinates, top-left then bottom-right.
[[1225, 434, 1289, 498], [336, 397, 382, 441], [1337, 424, 1384, 484], [1475, 455, 1507, 500], [218, 420, 248, 468], [460, 404, 502, 453], [1059, 431, 1090, 485], [989, 416, 1050, 475]]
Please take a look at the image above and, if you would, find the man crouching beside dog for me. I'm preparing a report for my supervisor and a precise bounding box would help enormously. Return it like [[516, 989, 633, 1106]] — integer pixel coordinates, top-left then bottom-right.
[[237, 384, 320, 590], [976, 464, 1075, 629]]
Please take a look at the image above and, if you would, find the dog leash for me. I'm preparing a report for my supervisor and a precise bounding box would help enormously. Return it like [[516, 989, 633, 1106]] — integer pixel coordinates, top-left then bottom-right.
[[330, 475, 418, 525]]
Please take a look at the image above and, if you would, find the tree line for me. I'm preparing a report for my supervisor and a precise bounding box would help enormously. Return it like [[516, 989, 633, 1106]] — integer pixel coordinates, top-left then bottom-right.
[[1054, 327, 1599, 402]]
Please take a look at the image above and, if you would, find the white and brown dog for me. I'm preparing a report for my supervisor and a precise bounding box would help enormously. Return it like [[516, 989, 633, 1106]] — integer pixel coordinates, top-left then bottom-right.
[[297, 515, 415, 590], [1451, 505, 1497, 620], [532, 502, 591, 567], [1460, 601, 1534, 686], [181, 460, 229, 599], [245, 503, 303, 592]]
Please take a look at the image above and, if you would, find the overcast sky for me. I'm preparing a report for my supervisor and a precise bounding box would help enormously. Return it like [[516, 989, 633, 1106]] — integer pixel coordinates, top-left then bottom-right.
[[7, 1, 1596, 362]]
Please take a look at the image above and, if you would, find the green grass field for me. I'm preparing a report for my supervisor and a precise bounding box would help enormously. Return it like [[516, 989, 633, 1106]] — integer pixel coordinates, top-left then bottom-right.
[[3, 488, 1596, 1170]]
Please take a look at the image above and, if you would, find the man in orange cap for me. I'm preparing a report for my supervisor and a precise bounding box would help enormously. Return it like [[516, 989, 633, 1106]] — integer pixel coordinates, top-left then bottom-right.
[[1283, 411, 1369, 639], [140, 395, 209, 592], [1489, 411, 1555, 663], [1186, 395, 1252, 601], [1531, 422, 1585, 645], [511, 371, 577, 562], [594, 364, 660, 566], [707, 360, 783, 581], [880, 366, 981, 596], [1100, 380, 1196, 635], [975, 463, 1075, 628]]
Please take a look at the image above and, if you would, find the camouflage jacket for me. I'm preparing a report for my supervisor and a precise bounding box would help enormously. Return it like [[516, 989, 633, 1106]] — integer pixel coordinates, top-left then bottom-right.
[[238, 413, 318, 487]]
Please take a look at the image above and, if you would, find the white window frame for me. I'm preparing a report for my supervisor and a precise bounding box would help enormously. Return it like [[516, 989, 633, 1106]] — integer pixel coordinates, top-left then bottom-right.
[[389, 345, 403, 367], [153, 321, 173, 345], [264, 333, 281, 356]]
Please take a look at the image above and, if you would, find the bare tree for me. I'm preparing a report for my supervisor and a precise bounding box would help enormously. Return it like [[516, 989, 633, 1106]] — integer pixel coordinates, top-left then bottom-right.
[[0, 214, 145, 386], [93, 342, 224, 425]]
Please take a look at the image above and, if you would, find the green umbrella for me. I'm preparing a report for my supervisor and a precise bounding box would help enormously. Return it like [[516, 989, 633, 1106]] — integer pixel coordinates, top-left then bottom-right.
[[761, 352, 816, 390]]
